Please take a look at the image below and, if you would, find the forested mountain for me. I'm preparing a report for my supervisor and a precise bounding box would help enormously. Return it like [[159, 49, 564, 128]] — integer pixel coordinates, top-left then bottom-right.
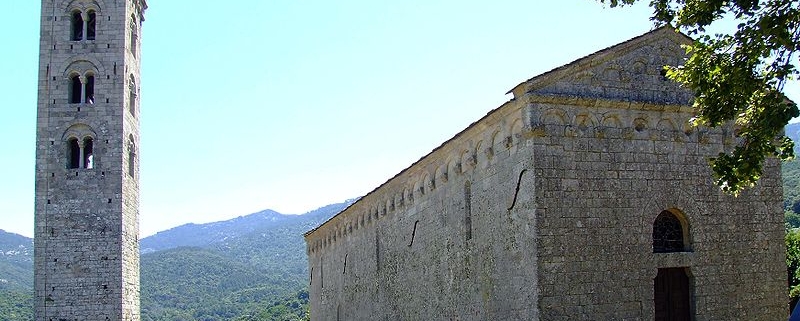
[[140, 209, 284, 253], [0, 230, 33, 320], [0, 200, 353, 320], [0, 230, 32, 291], [783, 123, 800, 228], [140, 200, 353, 320]]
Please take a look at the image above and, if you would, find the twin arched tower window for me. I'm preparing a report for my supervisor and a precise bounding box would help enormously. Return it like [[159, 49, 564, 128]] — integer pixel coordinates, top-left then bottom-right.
[[652, 210, 690, 253], [67, 136, 94, 169], [69, 73, 95, 104], [71, 10, 97, 41]]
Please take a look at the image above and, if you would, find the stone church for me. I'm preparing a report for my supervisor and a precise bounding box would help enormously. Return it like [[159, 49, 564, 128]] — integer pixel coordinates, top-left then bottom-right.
[[304, 27, 787, 320]]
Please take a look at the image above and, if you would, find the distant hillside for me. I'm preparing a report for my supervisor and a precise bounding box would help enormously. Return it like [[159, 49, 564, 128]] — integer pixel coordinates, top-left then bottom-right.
[[0, 199, 353, 320], [140, 200, 353, 320], [0, 230, 34, 320], [140, 209, 284, 253], [0, 230, 32, 291], [786, 122, 800, 145]]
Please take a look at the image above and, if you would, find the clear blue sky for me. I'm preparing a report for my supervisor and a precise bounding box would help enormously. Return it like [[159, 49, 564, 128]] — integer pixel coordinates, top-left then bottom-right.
[[2, 1, 798, 238]]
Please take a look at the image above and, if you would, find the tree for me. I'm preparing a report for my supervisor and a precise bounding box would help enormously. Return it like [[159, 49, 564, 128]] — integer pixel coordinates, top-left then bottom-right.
[[787, 229, 800, 309], [600, 0, 799, 194]]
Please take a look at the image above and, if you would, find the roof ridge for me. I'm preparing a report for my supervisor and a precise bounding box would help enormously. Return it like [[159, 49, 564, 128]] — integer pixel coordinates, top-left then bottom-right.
[[507, 26, 692, 98]]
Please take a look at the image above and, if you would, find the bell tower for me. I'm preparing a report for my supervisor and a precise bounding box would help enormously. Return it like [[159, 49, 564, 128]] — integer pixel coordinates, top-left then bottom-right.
[[33, 0, 146, 320]]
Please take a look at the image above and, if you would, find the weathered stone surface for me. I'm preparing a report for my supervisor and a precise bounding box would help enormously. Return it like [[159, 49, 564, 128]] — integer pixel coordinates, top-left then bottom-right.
[[305, 27, 786, 320], [34, 1, 146, 320]]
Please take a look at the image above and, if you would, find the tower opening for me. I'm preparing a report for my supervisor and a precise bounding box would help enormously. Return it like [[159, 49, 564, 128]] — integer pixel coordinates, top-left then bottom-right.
[[68, 138, 80, 169], [130, 15, 137, 57], [86, 11, 96, 40], [69, 75, 82, 104], [71, 11, 83, 41], [129, 75, 137, 116], [83, 137, 94, 169], [85, 74, 95, 104], [128, 136, 136, 178]]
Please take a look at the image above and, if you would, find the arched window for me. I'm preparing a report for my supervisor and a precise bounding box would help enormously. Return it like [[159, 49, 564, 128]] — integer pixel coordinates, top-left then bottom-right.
[[84, 74, 95, 104], [86, 10, 97, 40], [128, 136, 136, 178], [68, 138, 80, 169], [130, 15, 138, 57], [82, 137, 94, 169], [653, 210, 688, 253], [69, 75, 82, 104], [129, 75, 137, 116], [63, 124, 97, 170], [70, 11, 83, 41]]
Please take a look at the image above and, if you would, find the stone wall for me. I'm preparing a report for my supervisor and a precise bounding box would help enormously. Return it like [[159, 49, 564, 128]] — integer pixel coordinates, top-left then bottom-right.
[[306, 95, 541, 320], [527, 95, 786, 320]]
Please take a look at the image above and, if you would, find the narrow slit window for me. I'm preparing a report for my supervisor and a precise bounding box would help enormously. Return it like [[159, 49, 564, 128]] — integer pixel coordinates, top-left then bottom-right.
[[68, 138, 80, 169], [86, 11, 96, 40], [71, 11, 83, 41], [465, 181, 472, 242], [83, 137, 94, 169], [85, 75, 95, 104], [69, 75, 82, 104]]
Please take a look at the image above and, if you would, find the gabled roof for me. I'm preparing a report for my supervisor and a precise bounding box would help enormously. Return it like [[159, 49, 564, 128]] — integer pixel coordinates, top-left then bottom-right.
[[507, 26, 693, 99], [304, 26, 695, 239]]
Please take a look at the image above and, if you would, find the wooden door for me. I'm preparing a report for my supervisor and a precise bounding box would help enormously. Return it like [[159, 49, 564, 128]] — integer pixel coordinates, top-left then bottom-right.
[[654, 267, 691, 321]]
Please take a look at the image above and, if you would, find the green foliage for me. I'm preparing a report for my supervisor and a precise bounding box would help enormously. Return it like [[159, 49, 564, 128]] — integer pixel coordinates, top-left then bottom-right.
[[787, 211, 800, 229], [0, 290, 32, 320], [139, 244, 306, 320], [247, 289, 309, 321], [788, 230, 800, 305], [784, 157, 800, 216], [599, 0, 800, 194]]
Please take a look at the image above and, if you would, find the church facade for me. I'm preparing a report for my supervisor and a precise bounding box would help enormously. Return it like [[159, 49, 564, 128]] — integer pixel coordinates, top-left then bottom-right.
[[304, 27, 787, 320]]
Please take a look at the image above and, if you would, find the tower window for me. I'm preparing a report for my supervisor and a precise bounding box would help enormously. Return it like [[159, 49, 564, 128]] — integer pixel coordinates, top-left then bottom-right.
[[131, 30, 138, 57], [86, 11, 97, 40], [130, 15, 138, 57], [85, 75, 95, 104], [69, 75, 82, 104], [71, 11, 83, 41], [68, 138, 80, 169], [129, 75, 137, 116], [83, 137, 94, 169], [128, 136, 136, 178]]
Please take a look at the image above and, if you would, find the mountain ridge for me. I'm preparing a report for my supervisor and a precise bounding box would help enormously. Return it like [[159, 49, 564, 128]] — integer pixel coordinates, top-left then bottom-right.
[[0, 199, 354, 320]]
